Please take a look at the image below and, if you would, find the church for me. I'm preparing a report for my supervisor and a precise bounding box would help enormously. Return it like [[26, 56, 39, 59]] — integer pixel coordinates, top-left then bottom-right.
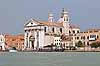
[[24, 8, 80, 50]]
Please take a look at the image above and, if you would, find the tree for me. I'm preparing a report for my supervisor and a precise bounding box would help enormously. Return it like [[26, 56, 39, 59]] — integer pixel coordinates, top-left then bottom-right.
[[75, 41, 84, 47], [90, 42, 100, 48]]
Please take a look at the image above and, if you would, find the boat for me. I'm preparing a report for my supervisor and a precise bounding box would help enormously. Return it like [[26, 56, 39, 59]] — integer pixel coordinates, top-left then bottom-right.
[[9, 50, 17, 52], [9, 47, 18, 52]]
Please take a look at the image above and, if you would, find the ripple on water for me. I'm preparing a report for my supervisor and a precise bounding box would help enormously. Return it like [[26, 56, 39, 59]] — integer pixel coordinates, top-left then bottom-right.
[[0, 52, 100, 66]]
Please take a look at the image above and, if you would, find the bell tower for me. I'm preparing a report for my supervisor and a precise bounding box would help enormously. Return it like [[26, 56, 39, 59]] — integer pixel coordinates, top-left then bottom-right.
[[61, 8, 70, 35], [48, 11, 54, 22], [61, 8, 69, 22]]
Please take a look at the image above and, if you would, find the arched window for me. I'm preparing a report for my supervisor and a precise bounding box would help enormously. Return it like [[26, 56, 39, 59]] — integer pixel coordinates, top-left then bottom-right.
[[25, 30, 27, 32], [97, 35, 99, 39], [73, 30, 75, 33], [77, 30, 79, 33], [69, 31, 71, 34], [44, 27, 46, 32], [60, 28, 62, 33], [77, 37, 79, 40], [57, 43, 58, 45], [52, 28, 54, 33], [81, 36, 83, 39], [0, 39, 2, 41], [87, 36, 89, 39], [87, 42, 89, 46], [83, 36, 85, 40]]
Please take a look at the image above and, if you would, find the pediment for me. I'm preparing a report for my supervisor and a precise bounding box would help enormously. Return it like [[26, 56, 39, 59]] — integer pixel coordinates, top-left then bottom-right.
[[25, 19, 40, 27]]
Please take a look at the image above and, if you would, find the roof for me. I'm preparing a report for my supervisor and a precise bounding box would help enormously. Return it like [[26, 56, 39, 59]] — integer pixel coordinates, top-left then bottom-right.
[[80, 28, 100, 33], [61, 34, 72, 42], [38, 20, 79, 29], [38, 21, 63, 27], [86, 28, 100, 32], [25, 19, 80, 29]]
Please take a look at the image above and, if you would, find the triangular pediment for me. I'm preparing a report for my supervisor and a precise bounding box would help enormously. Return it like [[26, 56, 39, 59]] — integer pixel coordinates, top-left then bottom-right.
[[25, 19, 40, 27]]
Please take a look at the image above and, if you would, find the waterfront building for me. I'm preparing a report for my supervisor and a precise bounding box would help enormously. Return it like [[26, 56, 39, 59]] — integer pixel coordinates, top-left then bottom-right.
[[74, 28, 100, 50], [60, 34, 73, 49], [5, 34, 24, 50], [24, 8, 80, 50], [54, 37, 61, 49], [0, 33, 5, 50]]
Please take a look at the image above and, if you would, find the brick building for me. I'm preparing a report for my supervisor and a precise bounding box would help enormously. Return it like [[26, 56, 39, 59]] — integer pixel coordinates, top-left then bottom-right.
[[5, 34, 24, 50]]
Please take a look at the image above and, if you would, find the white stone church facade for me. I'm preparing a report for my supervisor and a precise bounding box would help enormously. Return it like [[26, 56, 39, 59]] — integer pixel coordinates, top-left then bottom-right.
[[24, 8, 80, 50]]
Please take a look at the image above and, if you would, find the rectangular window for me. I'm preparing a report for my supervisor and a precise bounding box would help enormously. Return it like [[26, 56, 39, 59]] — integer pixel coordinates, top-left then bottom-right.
[[89, 35, 96, 41], [90, 35, 96, 38]]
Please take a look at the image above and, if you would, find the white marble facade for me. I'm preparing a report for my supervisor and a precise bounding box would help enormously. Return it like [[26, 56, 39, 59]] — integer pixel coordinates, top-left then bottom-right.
[[24, 8, 80, 50]]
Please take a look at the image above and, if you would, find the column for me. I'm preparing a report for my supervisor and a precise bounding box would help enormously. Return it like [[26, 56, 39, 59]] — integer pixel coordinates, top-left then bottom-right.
[[34, 30, 37, 50], [37, 30, 39, 49], [24, 30, 28, 50], [29, 41, 32, 48], [39, 29, 45, 48], [27, 31, 31, 48], [30, 30, 34, 49]]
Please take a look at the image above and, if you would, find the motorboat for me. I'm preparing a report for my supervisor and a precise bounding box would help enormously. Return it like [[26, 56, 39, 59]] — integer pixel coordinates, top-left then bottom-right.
[[9, 47, 18, 52], [9, 50, 17, 52]]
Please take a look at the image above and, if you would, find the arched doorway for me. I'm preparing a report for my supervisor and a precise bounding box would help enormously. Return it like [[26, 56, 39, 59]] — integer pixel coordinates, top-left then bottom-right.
[[29, 35, 35, 50]]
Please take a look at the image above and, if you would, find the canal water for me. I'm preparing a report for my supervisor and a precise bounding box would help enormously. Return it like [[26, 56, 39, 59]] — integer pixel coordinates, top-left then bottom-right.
[[0, 52, 100, 66]]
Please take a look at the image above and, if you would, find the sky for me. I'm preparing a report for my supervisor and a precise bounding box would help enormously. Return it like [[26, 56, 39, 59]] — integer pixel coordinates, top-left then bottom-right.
[[0, 0, 100, 34]]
